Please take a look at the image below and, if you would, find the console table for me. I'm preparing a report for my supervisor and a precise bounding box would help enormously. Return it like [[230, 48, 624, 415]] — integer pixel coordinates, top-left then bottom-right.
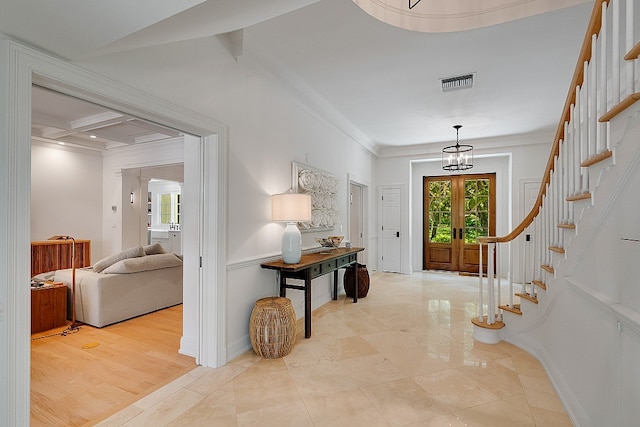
[[261, 247, 364, 338]]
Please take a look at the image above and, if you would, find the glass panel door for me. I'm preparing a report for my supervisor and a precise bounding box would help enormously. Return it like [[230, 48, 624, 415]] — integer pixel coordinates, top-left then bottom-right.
[[423, 177, 455, 270], [424, 174, 495, 272]]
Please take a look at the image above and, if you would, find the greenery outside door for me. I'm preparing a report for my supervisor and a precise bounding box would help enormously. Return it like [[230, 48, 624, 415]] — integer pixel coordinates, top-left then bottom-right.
[[423, 174, 496, 273]]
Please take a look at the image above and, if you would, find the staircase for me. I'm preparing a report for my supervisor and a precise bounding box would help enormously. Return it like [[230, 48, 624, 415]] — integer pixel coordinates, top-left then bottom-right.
[[472, 1, 640, 424]]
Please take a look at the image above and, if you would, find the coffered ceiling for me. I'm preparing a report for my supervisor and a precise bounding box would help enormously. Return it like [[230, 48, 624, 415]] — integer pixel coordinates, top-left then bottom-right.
[[30, 86, 182, 151]]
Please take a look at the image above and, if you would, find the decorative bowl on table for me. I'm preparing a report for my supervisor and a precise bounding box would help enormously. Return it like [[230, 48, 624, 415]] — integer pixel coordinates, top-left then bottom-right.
[[315, 235, 344, 248]]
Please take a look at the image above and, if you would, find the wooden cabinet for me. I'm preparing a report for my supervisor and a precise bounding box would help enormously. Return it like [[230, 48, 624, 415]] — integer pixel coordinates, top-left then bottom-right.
[[169, 231, 182, 255], [31, 239, 91, 277], [31, 284, 67, 333]]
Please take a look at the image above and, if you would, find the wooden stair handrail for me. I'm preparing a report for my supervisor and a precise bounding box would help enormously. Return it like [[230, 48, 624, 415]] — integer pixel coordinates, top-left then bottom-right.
[[485, 0, 609, 244]]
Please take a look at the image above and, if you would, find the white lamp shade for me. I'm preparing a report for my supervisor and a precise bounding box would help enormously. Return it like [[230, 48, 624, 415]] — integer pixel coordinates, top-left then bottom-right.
[[272, 193, 312, 222]]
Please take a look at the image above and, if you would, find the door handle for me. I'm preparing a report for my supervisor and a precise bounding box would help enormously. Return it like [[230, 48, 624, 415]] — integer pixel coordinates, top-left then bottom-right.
[[396, 231, 400, 238], [459, 228, 463, 240], [452, 228, 456, 239]]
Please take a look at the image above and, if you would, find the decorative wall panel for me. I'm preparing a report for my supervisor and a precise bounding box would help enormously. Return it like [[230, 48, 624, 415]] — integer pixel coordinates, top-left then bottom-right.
[[292, 162, 338, 232]]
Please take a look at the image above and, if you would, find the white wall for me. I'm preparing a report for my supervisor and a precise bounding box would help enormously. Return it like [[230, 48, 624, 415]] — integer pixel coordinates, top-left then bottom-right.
[[75, 36, 377, 360], [30, 141, 178, 264], [30, 142, 104, 261], [376, 138, 551, 275]]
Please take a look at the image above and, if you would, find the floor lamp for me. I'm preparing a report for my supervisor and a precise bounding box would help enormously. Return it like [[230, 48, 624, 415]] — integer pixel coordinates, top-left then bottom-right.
[[63, 235, 81, 334]]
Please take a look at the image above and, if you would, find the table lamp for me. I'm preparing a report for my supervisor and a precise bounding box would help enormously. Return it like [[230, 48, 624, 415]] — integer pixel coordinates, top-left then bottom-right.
[[272, 192, 312, 264]]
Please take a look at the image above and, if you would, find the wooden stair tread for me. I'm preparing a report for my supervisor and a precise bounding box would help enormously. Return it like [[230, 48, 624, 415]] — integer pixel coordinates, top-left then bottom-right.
[[515, 292, 538, 304], [532, 280, 547, 290], [558, 223, 576, 229], [566, 192, 591, 202], [471, 315, 505, 329], [499, 304, 522, 315], [549, 246, 565, 254], [599, 92, 640, 122], [625, 41, 640, 61], [541, 265, 554, 274], [581, 150, 612, 168]]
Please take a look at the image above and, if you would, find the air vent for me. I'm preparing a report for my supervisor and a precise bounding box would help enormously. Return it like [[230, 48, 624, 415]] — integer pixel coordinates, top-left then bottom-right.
[[440, 73, 475, 92]]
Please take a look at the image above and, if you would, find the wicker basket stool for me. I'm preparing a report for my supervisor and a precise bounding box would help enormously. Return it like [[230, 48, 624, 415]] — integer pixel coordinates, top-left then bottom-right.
[[249, 297, 297, 358]]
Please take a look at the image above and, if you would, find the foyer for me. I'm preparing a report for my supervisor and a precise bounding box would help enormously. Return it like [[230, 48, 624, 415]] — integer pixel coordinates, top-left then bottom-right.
[[97, 272, 570, 426]]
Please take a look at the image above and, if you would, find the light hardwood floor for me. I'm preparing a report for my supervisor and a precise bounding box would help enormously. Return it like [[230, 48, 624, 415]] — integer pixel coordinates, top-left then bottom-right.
[[30, 305, 196, 427]]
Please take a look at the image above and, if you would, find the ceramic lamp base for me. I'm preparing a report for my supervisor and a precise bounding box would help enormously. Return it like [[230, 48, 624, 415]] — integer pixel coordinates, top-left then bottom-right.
[[282, 222, 302, 264]]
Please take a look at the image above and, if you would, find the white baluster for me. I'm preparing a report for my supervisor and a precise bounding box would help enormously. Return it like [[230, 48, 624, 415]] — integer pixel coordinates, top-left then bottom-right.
[[573, 87, 581, 195], [537, 212, 543, 288], [612, 0, 621, 105], [521, 232, 527, 295], [567, 112, 574, 203], [550, 167, 556, 247], [509, 240, 514, 309], [478, 241, 484, 322], [589, 34, 598, 158], [541, 193, 547, 274], [561, 131, 570, 223], [580, 69, 590, 194], [532, 215, 539, 295], [496, 244, 502, 321], [598, 2, 608, 154], [487, 242, 495, 325], [551, 159, 562, 246], [625, 0, 635, 95], [625, 0, 634, 98]]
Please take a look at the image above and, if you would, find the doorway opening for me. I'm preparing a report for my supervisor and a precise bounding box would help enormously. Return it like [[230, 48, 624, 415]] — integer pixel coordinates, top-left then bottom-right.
[[423, 173, 496, 273], [30, 88, 197, 423], [5, 43, 227, 425]]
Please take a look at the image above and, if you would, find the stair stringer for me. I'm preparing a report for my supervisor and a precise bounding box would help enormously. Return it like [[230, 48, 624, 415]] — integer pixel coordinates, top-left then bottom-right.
[[499, 101, 640, 427]]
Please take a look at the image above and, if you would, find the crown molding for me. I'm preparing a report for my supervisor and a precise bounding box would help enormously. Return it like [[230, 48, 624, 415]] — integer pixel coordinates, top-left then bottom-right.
[[376, 129, 555, 159]]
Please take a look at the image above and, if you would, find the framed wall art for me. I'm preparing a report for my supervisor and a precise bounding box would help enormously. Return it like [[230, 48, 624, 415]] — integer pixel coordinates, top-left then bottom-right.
[[292, 161, 338, 232]]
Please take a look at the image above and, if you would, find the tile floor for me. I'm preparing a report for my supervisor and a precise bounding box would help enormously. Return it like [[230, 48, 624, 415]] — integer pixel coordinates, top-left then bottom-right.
[[97, 271, 573, 426]]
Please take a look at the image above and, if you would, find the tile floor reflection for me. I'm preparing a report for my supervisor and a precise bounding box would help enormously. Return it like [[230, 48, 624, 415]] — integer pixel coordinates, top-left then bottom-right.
[[97, 271, 573, 426]]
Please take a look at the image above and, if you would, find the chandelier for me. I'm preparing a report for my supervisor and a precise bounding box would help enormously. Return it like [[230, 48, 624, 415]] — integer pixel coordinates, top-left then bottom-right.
[[442, 125, 473, 171]]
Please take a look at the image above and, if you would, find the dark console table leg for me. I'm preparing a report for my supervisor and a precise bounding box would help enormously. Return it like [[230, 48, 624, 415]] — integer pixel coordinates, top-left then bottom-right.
[[353, 262, 358, 303], [279, 272, 286, 297], [333, 269, 339, 300], [305, 270, 312, 338]]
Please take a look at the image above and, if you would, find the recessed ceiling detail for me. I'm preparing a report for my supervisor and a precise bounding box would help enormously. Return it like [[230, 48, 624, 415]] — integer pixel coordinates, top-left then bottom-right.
[[352, 0, 591, 32], [31, 86, 182, 151]]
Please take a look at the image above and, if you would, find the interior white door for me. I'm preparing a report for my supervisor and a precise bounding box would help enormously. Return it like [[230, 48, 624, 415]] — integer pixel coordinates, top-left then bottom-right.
[[381, 187, 401, 273], [350, 183, 363, 246]]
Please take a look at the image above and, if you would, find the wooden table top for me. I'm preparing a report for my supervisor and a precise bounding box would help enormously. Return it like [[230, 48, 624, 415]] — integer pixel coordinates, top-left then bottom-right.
[[261, 247, 364, 272]]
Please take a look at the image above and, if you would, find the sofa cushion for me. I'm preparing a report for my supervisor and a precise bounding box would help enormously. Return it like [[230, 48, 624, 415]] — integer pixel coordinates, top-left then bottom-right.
[[93, 246, 145, 273], [102, 253, 183, 274], [143, 242, 166, 255]]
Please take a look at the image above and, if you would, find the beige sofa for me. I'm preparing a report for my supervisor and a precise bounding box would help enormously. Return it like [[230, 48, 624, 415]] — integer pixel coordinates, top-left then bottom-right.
[[51, 244, 183, 328]]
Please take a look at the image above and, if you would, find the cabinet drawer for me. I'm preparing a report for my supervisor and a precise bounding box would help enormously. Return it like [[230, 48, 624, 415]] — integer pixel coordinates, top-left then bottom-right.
[[336, 255, 352, 268], [309, 264, 322, 278], [322, 260, 336, 272]]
